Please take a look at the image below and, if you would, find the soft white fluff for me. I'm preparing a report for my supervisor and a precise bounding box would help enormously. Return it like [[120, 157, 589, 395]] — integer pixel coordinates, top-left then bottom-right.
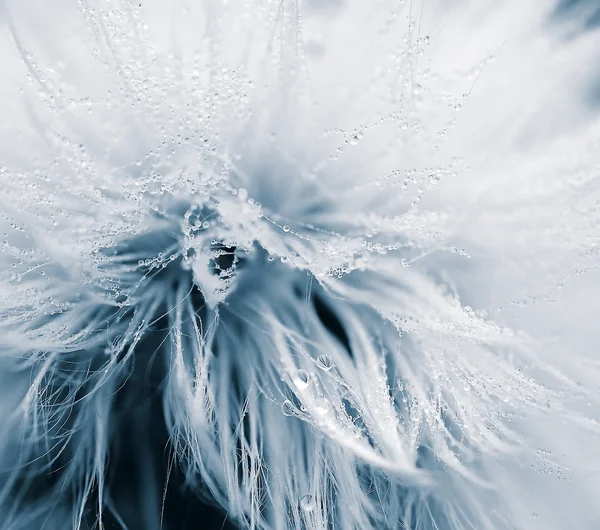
[[1, 1, 599, 529]]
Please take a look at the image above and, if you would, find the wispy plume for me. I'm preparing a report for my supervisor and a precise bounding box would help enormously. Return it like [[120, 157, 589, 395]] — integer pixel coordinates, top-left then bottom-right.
[[1, 1, 599, 529]]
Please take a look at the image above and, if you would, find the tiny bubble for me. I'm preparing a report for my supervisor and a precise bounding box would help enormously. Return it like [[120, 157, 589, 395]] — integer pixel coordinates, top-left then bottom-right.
[[300, 495, 315, 512], [293, 370, 310, 390], [281, 400, 296, 416], [313, 398, 331, 416], [316, 354, 333, 371]]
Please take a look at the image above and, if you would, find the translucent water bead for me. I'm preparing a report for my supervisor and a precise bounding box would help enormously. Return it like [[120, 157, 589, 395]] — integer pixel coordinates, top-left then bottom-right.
[[316, 354, 333, 371], [313, 397, 331, 416], [281, 400, 296, 416], [293, 369, 310, 390], [300, 495, 316, 512]]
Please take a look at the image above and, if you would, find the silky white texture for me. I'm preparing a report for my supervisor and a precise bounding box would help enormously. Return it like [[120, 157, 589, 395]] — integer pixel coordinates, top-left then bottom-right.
[[0, 1, 599, 529]]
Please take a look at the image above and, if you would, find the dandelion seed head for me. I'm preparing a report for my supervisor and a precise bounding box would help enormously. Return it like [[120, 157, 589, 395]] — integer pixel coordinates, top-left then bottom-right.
[[0, 1, 600, 529]]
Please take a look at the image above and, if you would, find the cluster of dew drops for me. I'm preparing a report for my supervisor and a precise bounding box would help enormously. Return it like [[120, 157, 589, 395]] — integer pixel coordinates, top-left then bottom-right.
[[2, 3, 587, 519]]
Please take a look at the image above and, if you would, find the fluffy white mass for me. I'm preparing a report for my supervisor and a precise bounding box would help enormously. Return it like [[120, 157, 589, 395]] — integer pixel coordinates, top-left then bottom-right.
[[0, 1, 599, 529]]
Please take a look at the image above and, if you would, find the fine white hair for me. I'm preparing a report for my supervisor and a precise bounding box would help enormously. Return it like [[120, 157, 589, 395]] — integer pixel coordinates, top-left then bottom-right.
[[0, 1, 599, 529]]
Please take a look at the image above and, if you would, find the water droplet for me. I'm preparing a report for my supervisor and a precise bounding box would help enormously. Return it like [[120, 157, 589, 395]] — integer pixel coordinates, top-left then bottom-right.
[[281, 400, 296, 416], [293, 370, 310, 390], [349, 135, 360, 146], [282, 225, 291, 233], [313, 398, 331, 416], [300, 495, 315, 512], [316, 354, 333, 371]]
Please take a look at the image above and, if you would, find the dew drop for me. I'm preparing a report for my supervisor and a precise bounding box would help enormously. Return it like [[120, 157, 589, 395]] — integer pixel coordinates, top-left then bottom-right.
[[313, 398, 331, 416], [300, 495, 315, 512], [293, 369, 310, 390], [281, 400, 296, 416], [316, 354, 334, 371], [282, 225, 291, 233]]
